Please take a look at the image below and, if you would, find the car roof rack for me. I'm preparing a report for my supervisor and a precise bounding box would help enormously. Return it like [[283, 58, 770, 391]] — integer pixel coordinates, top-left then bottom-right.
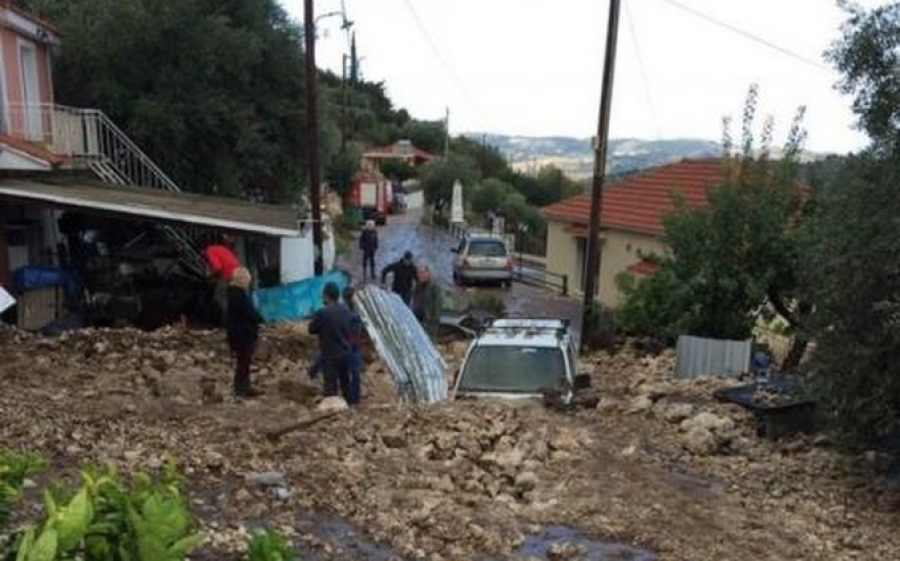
[[483, 317, 571, 338]]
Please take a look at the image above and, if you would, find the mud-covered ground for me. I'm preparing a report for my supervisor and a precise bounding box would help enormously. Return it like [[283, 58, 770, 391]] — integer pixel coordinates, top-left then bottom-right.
[[1, 324, 898, 560]]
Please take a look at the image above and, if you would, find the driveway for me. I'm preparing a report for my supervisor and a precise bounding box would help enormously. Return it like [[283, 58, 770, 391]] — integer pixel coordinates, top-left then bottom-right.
[[337, 208, 584, 335]]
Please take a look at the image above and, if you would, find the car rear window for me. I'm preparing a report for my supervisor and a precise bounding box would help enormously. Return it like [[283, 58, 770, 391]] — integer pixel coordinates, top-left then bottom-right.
[[468, 240, 507, 257], [458, 345, 566, 393]]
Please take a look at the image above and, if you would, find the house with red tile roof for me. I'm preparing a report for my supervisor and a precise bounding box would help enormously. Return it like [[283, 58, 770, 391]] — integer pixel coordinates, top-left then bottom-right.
[[541, 158, 728, 307], [361, 139, 438, 173]]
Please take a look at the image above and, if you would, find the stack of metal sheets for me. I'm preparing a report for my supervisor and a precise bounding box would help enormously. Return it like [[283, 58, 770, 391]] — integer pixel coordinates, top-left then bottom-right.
[[355, 285, 448, 404]]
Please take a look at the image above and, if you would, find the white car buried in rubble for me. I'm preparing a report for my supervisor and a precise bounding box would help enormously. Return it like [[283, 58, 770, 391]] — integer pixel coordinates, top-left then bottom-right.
[[451, 318, 590, 405]]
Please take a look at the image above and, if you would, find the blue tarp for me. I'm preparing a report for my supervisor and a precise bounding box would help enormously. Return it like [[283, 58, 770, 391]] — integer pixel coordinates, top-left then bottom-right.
[[252, 269, 350, 322], [11, 265, 81, 305]]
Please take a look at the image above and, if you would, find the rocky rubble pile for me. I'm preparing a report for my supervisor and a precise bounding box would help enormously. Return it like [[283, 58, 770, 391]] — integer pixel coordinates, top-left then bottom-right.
[[589, 346, 755, 456], [3, 327, 900, 559], [265, 403, 599, 558]]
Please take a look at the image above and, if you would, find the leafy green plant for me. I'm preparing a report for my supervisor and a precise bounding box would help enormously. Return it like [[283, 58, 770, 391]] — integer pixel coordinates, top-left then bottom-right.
[[245, 529, 296, 561], [3, 459, 204, 561], [0, 449, 45, 530]]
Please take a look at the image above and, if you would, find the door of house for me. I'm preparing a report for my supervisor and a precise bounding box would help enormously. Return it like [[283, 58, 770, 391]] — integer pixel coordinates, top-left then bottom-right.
[[19, 42, 41, 140]]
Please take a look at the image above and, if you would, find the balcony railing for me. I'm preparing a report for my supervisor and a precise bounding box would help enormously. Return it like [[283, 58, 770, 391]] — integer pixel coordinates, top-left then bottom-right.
[[1, 102, 180, 192], [1, 102, 209, 276]]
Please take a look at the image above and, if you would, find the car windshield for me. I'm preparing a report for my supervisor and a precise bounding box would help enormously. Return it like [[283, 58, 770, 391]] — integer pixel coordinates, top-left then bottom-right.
[[458, 345, 566, 393], [468, 240, 507, 257]]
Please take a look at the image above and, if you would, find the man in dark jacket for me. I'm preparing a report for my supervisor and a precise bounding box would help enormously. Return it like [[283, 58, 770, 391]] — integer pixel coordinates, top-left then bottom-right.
[[380, 251, 416, 305], [308, 282, 355, 402], [227, 267, 265, 398], [359, 220, 379, 281]]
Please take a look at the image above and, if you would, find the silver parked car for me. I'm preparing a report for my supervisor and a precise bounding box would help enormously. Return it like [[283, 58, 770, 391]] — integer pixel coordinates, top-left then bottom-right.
[[452, 318, 589, 404], [451, 234, 514, 287]]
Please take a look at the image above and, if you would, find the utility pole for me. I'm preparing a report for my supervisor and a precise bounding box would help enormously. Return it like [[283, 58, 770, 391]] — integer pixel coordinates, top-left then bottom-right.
[[480, 133, 487, 177], [304, 0, 324, 276], [444, 107, 450, 157], [350, 32, 359, 84], [341, 53, 348, 152], [581, 0, 622, 350]]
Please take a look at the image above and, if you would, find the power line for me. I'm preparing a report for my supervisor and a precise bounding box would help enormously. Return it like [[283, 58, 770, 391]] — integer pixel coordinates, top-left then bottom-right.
[[399, 0, 492, 128], [655, 0, 830, 72], [624, 1, 662, 140]]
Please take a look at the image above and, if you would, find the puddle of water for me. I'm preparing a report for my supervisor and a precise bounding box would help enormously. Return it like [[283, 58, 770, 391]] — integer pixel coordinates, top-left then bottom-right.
[[293, 516, 397, 560], [515, 525, 656, 560]]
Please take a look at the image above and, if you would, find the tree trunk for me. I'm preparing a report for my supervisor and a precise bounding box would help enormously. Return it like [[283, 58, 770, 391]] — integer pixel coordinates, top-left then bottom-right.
[[782, 337, 809, 372]]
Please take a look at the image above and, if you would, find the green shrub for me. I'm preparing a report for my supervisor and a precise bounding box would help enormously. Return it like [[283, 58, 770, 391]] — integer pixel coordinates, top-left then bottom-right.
[[2, 459, 204, 561], [0, 449, 45, 530], [246, 528, 296, 561]]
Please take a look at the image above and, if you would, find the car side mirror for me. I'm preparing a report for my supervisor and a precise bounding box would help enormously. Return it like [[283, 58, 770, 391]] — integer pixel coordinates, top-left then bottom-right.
[[573, 373, 592, 391]]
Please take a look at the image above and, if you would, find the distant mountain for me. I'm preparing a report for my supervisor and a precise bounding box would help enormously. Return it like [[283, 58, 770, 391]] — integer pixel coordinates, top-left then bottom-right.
[[465, 134, 723, 179]]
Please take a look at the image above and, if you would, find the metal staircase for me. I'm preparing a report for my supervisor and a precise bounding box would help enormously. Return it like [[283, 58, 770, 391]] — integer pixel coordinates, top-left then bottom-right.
[[52, 106, 208, 277]]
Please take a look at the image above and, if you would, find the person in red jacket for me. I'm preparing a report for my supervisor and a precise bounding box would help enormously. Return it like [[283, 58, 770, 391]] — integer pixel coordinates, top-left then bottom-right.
[[205, 233, 241, 325]]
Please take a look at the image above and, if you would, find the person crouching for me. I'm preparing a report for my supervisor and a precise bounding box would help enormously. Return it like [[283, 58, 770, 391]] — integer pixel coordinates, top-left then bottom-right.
[[227, 267, 265, 398]]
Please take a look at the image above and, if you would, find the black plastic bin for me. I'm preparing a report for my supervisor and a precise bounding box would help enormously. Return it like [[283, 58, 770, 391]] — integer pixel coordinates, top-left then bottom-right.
[[714, 375, 817, 440]]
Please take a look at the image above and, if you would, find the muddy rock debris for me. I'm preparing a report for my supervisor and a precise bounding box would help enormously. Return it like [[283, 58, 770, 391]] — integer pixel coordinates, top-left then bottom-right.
[[2, 326, 900, 559]]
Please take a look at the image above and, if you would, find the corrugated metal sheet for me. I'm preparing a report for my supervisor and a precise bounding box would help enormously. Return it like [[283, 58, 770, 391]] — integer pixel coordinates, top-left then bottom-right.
[[355, 285, 448, 404], [675, 335, 751, 378]]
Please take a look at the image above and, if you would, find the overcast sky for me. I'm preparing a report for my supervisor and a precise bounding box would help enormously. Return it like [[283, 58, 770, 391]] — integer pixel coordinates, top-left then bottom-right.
[[281, 0, 888, 154]]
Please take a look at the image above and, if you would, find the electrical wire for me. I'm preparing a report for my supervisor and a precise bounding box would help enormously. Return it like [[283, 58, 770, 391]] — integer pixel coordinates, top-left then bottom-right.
[[655, 0, 830, 72], [624, 1, 663, 140], [399, 0, 493, 129]]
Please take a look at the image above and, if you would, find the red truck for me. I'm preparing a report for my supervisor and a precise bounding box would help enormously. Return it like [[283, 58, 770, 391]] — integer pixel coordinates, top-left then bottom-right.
[[349, 172, 391, 225]]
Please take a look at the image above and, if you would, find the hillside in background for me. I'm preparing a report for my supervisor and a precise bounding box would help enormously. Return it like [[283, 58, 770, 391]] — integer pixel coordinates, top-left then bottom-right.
[[467, 134, 721, 179]]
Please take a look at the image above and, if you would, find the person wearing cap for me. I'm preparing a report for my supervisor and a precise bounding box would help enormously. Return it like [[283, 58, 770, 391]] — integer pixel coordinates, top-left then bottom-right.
[[205, 233, 241, 325], [380, 251, 417, 305], [359, 220, 379, 281], [227, 267, 265, 398]]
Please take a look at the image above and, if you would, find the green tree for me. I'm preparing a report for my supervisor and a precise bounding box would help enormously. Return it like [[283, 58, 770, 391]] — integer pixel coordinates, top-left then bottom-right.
[[418, 153, 479, 204], [827, 2, 900, 150], [801, 154, 900, 446], [24, 0, 311, 203], [324, 145, 362, 198], [469, 178, 516, 216], [399, 120, 446, 155], [617, 86, 808, 342], [800, 3, 900, 446], [451, 136, 510, 179]]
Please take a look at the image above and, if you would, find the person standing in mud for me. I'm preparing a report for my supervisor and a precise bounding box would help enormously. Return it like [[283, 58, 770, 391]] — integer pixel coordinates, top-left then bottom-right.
[[307, 285, 364, 406], [205, 233, 241, 325], [309, 282, 354, 403], [359, 220, 379, 282], [380, 251, 416, 305], [343, 286, 365, 405], [227, 267, 265, 398], [411, 265, 442, 341]]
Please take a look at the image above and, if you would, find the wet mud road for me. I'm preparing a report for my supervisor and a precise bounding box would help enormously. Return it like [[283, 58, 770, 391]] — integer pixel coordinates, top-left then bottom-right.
[[337, 210, 583, 334]]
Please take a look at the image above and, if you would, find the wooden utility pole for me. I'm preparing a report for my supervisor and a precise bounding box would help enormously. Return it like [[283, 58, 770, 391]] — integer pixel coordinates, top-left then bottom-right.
[[341, 53, 348, 151], [304, 0, 324, 275], [444, 107, 450, 157], [580, 0, 622, 350]]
